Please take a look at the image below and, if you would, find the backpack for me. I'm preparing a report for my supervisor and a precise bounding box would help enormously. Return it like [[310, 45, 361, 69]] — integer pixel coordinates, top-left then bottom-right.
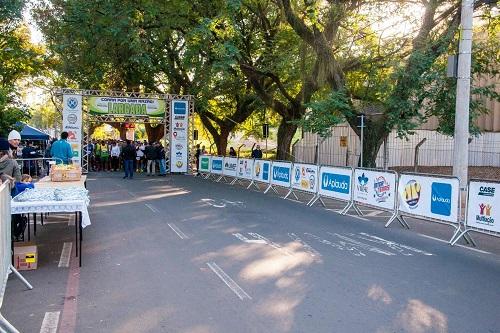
[[11, 214, 27, 241]]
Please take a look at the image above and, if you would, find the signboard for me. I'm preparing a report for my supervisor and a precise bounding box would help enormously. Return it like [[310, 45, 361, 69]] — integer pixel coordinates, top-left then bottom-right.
[[354, 169, 396, 211], [253, 159, 271, 183], [291, 163, 318, 193], [398, 174, 459, 223], [170, 100, 189, 173], [223, 157, 238, 177], [340, 136, 348, 147], [271, 161, 292, 188], [238, 158, 254, 180], [88, 97, 166, 117], [319, 166, 352, 201], [466, 181, 500, 233], [62, 94, 83, 165], [211, 156, 223, 175], [199, 155, 211, 173]]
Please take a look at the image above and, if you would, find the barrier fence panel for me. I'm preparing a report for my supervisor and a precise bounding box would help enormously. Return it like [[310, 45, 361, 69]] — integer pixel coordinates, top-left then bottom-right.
[[210, 156, 224, 181], [0, 183, 33, 333], [237, 158, 254, 187], [251, 159, 271, 190], [198, 155, 211, 178], [222, 157, 238, 184], [349, 168, 400, 226], [396, 173, 461, 239], [265, 161, 292, 198], [310, 166, 353, 213], [452, 179, 500, 245], [288, 163, 318, 204]]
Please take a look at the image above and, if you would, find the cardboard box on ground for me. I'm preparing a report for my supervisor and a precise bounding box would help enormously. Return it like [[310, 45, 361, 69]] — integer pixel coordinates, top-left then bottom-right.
[[14, 242, 38, 270]]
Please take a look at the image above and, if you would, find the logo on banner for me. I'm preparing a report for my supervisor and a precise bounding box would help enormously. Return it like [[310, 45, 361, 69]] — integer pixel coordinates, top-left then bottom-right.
[[478, 186, 495, 197], [403, 180, 421, 209], [322, 173, 350, 194], [67, 97, 78, 109], [239, 160, 251, 177], [224, 161, 237, 171], [68, 114, 78, 124], [176, 161, 183, 168], [173, 102, 187, 115], [273, 166, 290, 183], [175, 144, 183, 150], [262, 163, 269, 180], [201, 158, 209, 170], [212, 159, 223, 171], [476, 203, 494, 225], [373, 176, 391, 203], [175, 152, 182, 159], [431, 182, 452, 216], [357, 173, 368, 193], [294, 166, 301, 182]]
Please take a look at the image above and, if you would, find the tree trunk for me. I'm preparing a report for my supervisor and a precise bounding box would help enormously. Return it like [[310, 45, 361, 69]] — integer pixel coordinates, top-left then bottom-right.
[[276, 119, 298, 160], [144, 123, 165, 143], [359, 120, 388, 168], [215, 128, 229, 156]]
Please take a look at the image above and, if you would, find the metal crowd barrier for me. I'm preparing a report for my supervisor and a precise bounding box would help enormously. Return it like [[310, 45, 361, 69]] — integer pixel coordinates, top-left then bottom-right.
[[0, 182, 33, 333], [197, 156, 499, 246], [15, 158, 64, 179]]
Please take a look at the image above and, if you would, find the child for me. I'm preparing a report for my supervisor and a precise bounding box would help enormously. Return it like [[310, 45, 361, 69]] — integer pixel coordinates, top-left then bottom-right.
[[15, 174, 35, 194]]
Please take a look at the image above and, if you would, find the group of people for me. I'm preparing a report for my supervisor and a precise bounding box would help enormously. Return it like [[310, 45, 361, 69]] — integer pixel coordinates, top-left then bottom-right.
[[86, 140, 167, 178]]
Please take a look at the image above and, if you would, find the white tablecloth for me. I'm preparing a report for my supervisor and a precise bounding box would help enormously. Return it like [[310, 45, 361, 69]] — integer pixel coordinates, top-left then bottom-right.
[[11, 200, 91, 228]]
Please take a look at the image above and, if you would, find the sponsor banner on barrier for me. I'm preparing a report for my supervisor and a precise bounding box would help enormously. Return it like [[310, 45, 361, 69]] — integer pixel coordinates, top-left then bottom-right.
[[291, 163, 318, 193], [467, 181, 500, 233], [62, 94, 83, 165], [223, 157, 238, 177], [170, 100, 189, 173], [199, 155, 211, 173], [398, 174, 459, 223], [319, 166, 352, 201], [354, 169, 396, 210], [271, 161, 292, 188], [211, 156, 224, 175], [253, 159, 271, 183], [237, 158, 254, 180]]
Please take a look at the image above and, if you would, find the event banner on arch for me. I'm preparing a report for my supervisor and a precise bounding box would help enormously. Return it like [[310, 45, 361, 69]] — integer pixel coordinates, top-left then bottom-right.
[[88, 97, 166, 117], [466, 181, 500, 233], [398, 174, 459, 223], [353, 169, 396, 211]]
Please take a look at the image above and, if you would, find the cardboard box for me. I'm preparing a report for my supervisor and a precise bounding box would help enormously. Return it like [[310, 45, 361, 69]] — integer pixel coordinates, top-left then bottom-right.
[[14, 242, 38, 270]]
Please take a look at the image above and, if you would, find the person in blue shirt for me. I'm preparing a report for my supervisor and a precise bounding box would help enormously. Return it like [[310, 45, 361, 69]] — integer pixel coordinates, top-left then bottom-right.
[[14, 174, 35, 195], [50, 132, 74, 164]]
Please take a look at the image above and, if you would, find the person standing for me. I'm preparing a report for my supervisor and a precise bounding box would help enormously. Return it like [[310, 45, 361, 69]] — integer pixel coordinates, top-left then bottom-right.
[[7, 130, 21, 158], [145, 142, 157, 176], [195, 144, 201, 172], [229, 147, 237, 157], [50, 131, 74, 164], [0, 138, 21, 182], [121, 140, 136, 179], [99, 140, 110, 171], [156, 143, 167, 176], [110, 141, 121, 171], [251, 143, 263, 159]]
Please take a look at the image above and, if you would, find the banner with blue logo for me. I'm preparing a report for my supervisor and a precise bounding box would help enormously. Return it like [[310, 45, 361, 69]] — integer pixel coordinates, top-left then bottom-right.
[[253, 159, 271, 183], [237, 158, 254, 180], [354, 169, 396, 210], [223, 157, 238, 177], [318, 166, 352, 201], [170, 100, 189, 173], [210, 156, 224, 175], [398, 174, 459, 223], [466, 181, 500, 233], [62, 94, 83, 165], [271, 161, 292, 188], [291, 163, 318, 193]]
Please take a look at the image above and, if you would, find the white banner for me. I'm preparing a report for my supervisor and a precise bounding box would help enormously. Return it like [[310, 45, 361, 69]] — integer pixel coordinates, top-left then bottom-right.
[[466, 181, 500, 233], [199, 155, 211, 173], [170, 100, 189, 173], [237, 158, 254, 180], [398, 174, 459, 223], [271, 161, 292, 188], [319, 166, 352, 201], [354, 169, 396, 211], [223, 157, 238, 177], [210, 156, 224, 175], [291, 163, 318, 193], [62, 94, 83, 165], [253, 159, 271, 183]]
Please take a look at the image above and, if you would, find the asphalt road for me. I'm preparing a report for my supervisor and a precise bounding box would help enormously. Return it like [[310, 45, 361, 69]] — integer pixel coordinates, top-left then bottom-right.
[[4, 173, 500, 333]]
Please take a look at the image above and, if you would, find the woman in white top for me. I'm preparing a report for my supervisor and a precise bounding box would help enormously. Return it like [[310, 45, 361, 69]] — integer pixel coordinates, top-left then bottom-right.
[[110, 142, 121, 171], [136, 142, 145, 172]]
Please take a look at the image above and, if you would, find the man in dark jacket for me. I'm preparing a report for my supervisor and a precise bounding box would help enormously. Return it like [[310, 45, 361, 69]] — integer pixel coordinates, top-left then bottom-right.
[[121, 140, 136, 179], [144, 142, 158, 176], [251, 144, 263, 159]]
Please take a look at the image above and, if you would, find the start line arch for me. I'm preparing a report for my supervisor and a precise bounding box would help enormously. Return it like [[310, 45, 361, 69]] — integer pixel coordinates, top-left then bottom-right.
[[55, 88, 195, 174]]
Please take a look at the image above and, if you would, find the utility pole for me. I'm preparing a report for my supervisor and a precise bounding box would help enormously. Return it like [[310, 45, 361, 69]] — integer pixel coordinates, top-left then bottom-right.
[[452, 0, 474, 188]]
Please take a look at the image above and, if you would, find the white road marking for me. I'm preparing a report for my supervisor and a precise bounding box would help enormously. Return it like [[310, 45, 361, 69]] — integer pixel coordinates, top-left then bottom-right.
[[364, 210, 383, 217], [248, 233, 294, 256], [58, 242, 73, 268], [127, 191, 136, 197], [206, 262, 252, 300], [40, 311, 60, 333], [287, 233, 322, 258], [328, 232, 396, 256], [305, 232, 366, 256], [417, 233, 491, 255], [167, 223, 189, 239], [358, 232, 433, 256], [145, 203, 160, 213], [233, 233, 266, 244]]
